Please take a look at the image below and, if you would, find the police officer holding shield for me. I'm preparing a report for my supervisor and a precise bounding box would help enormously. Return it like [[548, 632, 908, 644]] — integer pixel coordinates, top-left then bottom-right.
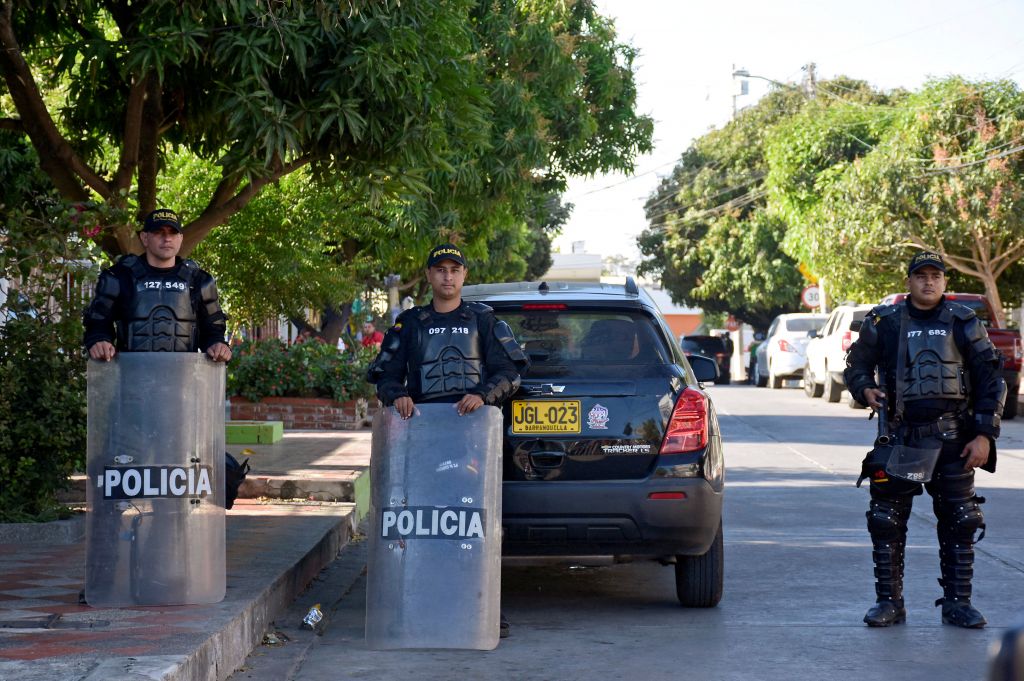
[[367, 243, 527, 637], [367, 243, 525, 419], [845, 251, 1006, 628], [83, 209, 231, 363]]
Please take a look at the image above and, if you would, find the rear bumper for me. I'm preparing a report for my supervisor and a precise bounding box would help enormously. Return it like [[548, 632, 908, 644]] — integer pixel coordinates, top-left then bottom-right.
[[771, 352, 805, 377], [501, 477, 723, 558]]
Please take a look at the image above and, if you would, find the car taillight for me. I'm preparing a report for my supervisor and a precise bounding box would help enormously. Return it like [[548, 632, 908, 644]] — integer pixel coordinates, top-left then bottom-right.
[[778, 338, 795, 352], [660, 387, 708, 454], [841, 331, 852, 352], [1015, 337, 1022, 362], [522, 303, 567, 311]]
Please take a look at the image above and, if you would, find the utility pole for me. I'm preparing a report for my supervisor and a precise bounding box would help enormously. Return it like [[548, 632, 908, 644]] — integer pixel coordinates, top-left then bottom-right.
[[802, 62, 817, 99], [731, 64, 749, 118]]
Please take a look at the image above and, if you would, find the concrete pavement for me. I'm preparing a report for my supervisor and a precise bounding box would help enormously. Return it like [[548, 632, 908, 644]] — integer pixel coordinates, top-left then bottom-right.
[[0, 429, 371, 681]]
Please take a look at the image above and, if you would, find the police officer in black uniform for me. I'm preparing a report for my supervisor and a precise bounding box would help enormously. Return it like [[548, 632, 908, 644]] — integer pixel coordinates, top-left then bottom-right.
[[845, 251, 1005, 629], [83, 209, 231, 363], [367, 243, 525, 419], [366, 243, 526, 638]]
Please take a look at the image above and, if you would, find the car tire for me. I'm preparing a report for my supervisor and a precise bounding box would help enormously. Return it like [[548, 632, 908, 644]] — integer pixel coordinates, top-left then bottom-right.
[[1004, 391, 1019, 420], [803, 363, 823, 398], [768, 365, 783, 389], [717, 370, 731, 385], [676, 520, 723, 608], [822, 369, 843, 403]]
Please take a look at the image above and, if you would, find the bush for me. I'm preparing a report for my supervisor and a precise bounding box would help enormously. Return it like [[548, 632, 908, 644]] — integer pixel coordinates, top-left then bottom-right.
[[227, 338, 377, 403]]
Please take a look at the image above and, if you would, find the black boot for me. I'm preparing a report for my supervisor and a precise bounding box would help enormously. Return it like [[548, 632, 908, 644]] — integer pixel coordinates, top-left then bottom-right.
[[864, 539, 907, 627], [936, 538, 986, 628], [864, 497, 911, 627]]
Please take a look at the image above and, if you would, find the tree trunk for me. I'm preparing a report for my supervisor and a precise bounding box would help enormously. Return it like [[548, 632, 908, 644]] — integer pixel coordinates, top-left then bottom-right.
[[978, 269, 1005, 327]]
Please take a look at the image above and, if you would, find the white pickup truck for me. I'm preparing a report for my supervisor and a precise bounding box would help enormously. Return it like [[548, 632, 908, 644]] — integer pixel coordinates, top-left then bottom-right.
[[803, 304, 874, 404]]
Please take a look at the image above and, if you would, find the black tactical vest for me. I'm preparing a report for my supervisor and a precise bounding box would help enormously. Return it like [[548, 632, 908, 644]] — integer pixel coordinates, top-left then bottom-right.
[[902, 313, 967, 402], [414, 307, 484, 400], [119, 257, 198, 352]]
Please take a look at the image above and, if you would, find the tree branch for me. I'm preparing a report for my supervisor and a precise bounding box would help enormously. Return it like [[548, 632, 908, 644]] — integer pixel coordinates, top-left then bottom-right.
[[0, 116, 23, 132], [111, 72, 149, 192], [181, 155, 313, 255], [0, 3, 92, 200], [136, 74, 162, 216]]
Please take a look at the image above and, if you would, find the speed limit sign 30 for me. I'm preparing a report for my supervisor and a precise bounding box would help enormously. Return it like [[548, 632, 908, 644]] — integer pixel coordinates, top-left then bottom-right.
[[801, 285, 821, 309]]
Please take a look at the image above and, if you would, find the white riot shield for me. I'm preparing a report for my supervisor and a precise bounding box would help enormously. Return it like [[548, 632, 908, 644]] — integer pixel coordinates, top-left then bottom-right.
[[365, 404, 503, 650], [85, 353, 226, 607]]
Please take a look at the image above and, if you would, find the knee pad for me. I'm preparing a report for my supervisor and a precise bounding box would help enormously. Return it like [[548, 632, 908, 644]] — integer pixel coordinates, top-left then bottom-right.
[[866, 499, 910, 541], [937, 497, 986, 544]]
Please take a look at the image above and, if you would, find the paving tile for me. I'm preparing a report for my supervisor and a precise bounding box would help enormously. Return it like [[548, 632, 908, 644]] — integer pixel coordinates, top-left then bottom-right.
[[0, 587, 78, 599]]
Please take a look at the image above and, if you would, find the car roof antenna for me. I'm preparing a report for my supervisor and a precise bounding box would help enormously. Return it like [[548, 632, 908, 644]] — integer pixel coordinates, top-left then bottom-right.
[[538, 281, 549, 294], [625, 276, 639, 296]]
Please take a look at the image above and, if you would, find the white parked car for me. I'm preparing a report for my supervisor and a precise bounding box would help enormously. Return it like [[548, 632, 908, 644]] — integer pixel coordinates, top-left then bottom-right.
[[803, 304, 873, 403], [753, 313, 828, 389]]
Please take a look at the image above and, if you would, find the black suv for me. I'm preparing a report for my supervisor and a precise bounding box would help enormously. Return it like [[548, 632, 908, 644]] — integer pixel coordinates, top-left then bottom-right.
[[680, 335, 732, 384], [462, 278, 725, 607]]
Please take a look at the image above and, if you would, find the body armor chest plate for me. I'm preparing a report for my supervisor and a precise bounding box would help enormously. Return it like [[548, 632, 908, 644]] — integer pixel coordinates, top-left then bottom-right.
[[122, 265, 197, 352], [415, 310, 484, 400], [902, 314, 967, 402]]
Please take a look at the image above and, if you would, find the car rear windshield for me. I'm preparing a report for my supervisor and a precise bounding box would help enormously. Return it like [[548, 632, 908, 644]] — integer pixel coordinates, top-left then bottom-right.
[[785, 317, 826, 333], [500, 309, 672, 378], [680, 337, 726, 355]]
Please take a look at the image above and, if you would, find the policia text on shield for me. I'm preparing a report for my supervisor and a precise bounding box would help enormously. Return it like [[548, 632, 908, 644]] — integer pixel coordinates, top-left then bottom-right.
[[366, 243, 528, 645], [845, 250, 1006, 629]]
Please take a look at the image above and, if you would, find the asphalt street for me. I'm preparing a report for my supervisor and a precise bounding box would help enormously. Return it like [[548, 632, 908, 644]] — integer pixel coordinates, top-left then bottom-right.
[[230, 384, 1024, 681]]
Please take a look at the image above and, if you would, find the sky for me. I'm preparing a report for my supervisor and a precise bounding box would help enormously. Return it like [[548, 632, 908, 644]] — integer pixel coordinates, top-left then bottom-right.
[[553, 0, 1024, 262]]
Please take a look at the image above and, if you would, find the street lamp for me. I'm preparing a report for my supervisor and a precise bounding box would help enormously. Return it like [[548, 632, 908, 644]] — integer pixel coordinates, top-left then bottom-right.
[[731, 64, 816, 116]]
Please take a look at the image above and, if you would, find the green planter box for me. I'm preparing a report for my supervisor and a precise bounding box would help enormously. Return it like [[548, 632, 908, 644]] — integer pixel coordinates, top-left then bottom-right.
[[226, 420, 284, 444]]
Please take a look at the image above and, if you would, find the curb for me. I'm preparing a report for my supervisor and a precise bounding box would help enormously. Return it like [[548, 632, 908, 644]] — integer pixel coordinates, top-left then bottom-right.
[[174, 508, 356, 681]]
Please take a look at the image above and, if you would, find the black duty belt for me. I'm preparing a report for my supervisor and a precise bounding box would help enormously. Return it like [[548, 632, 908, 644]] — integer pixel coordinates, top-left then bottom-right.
[[903, 412, 967, 441]]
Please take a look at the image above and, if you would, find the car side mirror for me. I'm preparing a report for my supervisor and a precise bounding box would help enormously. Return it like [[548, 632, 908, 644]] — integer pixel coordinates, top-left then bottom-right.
[[754, 332, 766, 342], [807, 330, 818, 338], [688, 354, 719, 382], [849, 320, 862, 333]]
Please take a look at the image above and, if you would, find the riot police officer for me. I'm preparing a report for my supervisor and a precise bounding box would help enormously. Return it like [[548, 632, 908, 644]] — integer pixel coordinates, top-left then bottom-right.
[[845, 251, 1006, 628], [83, 209, 231, 363], [367, 243, 525, 418], [367, 243, 526, 638]]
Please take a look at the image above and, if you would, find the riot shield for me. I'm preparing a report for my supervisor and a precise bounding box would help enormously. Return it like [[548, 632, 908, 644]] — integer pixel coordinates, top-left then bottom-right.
[[85, 353, 226, 607], [365, 404, 503, 650]]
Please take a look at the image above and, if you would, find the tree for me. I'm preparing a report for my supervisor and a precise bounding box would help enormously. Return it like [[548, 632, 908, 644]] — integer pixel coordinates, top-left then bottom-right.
[[638, 87, 807, 330], [159, 0, 651, 338], [0, 0, 490, 256], [786, 77, 1024, 322]]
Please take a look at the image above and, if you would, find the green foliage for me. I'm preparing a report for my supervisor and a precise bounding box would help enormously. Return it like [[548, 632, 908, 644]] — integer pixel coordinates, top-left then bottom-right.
[[227, 338, 376, 403], [638, 87, 807, 329], [0, 186, 101, 521], [780, 77, 1024, 313]]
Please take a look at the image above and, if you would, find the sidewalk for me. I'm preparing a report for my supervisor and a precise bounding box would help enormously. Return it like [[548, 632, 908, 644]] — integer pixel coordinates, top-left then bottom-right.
[[0, 429, 372, 681]]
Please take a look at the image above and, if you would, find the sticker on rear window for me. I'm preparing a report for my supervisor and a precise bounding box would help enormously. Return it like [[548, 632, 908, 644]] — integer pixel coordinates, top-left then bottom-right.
[[587, 404, 609, 430]]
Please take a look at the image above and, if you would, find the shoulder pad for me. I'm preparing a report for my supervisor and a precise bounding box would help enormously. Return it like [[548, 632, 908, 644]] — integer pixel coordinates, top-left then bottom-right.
[[947, 301, 976, 321], [465, 301, 494, 314], [864, 304, 898, 326], [112, 254, 139, 272], [182, 259, 199, 270], [871, 303, 899, 318]]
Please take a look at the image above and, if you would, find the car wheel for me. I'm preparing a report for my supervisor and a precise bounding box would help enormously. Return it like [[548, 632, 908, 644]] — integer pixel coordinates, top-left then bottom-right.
[[717, 369, 731, 385], [822, 368, 843, 403], [676, 520, 723, 608], [754, 362, 767, 388], [1004, 390, 1019, 420], [768, 364, 783, 389], [803, 363, 823, 398]]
